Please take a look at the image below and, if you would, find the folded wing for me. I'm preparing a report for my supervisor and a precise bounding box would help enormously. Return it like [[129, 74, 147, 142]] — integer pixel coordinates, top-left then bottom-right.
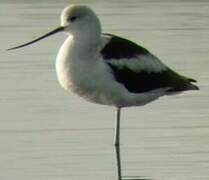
[[101, 34, 199, 94]]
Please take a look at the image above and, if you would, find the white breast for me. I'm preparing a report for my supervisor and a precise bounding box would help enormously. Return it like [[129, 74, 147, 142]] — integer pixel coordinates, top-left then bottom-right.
[[56, 36, 166, 107], [56, 36, 73, 91], [56, 36, 123, 105]]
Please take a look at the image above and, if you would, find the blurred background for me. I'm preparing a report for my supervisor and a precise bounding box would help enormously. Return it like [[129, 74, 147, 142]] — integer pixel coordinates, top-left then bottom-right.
[[0, 0, 209, 179]]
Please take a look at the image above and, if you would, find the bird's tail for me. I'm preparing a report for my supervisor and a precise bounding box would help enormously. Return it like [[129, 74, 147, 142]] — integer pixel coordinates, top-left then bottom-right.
[[166, 77, 199, 95], [186, 79, 200, 90], [185, 76, 199, 90]]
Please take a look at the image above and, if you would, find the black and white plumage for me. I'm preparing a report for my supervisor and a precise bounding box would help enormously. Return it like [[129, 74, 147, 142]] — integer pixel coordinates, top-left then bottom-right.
[[7, 4, 199, 146], [101, 34, 198, 94]]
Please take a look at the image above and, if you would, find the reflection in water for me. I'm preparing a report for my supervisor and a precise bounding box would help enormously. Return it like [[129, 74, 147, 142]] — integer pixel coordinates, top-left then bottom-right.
[[1, 1, 209, 179], [114, 145, 151, 180], [115, 145, 122, 180]]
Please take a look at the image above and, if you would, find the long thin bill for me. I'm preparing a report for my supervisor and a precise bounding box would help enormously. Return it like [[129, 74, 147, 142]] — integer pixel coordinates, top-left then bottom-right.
[[7, 26, 64, 51]]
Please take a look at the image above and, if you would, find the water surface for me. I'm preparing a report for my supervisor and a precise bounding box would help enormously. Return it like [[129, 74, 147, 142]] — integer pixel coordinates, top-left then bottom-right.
[[0, 0, 209, 180]]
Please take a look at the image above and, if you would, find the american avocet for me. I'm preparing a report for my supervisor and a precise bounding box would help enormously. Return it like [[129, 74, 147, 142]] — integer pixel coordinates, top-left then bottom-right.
[[7, 4, 199, 146]]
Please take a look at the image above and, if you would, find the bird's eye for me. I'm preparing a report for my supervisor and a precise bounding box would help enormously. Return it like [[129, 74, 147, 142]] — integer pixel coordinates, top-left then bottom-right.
[[69, 16, 77, 22]]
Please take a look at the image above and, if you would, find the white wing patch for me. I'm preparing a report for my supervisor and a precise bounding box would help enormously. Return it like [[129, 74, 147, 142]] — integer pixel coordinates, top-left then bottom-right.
[[108, 54, 167, 73]]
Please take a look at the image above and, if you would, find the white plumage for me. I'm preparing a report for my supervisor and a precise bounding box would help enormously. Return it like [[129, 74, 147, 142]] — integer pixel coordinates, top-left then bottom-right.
[[108, 54, 167, 73], [8, 4, 198, 146], [56, 34, 167, 107]]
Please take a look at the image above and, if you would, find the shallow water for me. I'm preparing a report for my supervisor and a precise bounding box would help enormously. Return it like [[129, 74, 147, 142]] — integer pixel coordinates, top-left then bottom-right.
[[1, 0, 209, 180]]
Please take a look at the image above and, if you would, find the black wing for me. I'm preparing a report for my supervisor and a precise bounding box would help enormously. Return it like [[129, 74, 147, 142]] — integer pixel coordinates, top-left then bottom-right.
[[101, 34, 199, 93]]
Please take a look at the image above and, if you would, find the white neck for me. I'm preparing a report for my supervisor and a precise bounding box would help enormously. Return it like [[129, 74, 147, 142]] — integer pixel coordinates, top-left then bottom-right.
[[72, 21, 101, 56]]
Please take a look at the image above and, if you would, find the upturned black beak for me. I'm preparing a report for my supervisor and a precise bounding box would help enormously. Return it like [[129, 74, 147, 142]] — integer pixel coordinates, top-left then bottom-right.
[[7, 26, 64, 51]]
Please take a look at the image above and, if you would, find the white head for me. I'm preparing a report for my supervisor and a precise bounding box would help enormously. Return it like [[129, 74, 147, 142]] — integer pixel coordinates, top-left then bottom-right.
[[61, 5, 101, 35], [7, 4, 102, 50]]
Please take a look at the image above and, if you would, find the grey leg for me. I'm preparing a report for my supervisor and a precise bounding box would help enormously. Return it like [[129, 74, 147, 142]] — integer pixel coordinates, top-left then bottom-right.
[[114, 108, 121, 146]]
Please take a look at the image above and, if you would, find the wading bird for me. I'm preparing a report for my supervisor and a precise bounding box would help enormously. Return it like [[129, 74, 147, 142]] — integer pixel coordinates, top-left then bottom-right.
[[8, 4, 199, 146]]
